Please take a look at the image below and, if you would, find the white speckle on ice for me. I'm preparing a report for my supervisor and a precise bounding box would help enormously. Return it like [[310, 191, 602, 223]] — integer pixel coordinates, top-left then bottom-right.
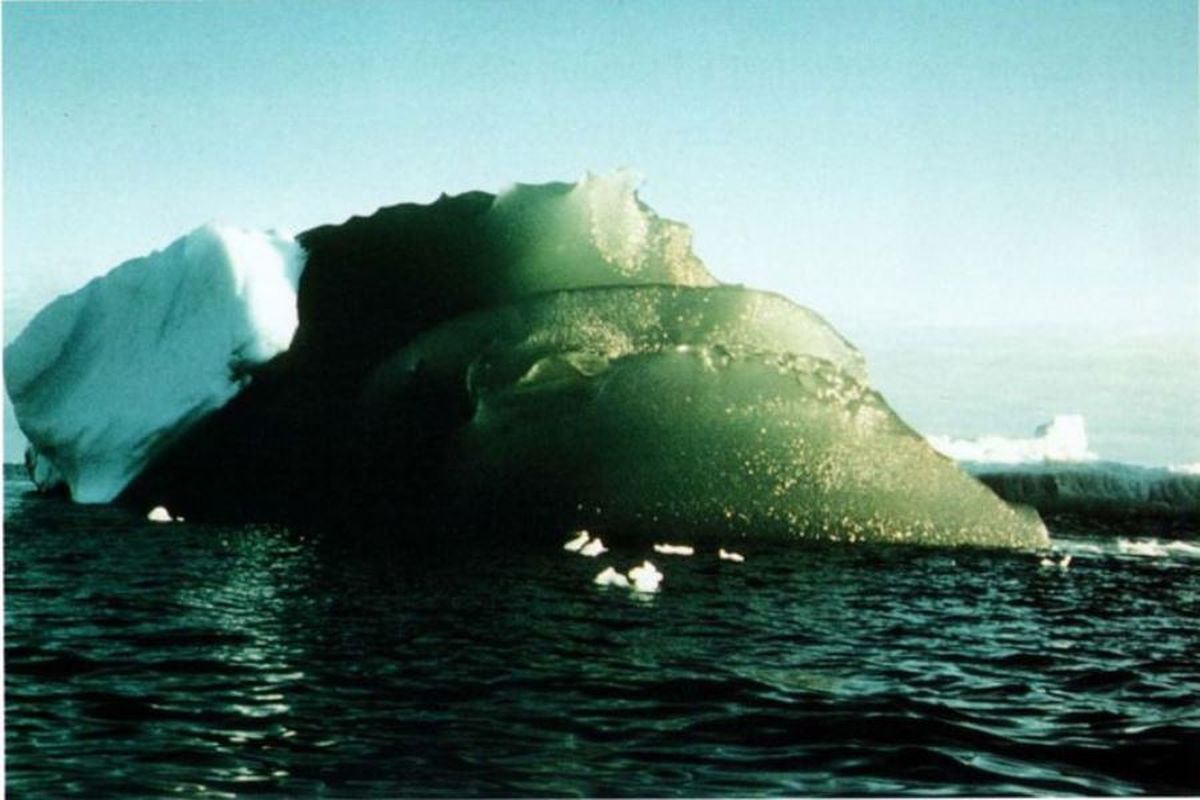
[[719, 548, 745, 562], [653, 543, 694, 556], [4, 225, 306, 503]]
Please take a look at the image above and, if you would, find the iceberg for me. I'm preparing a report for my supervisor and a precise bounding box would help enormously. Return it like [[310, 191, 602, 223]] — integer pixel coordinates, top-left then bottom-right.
[[6, 172, 1049, 548], [4, 225, 305, 502], [928, 414, 1097, 464], [930, 417, 1200, 522]]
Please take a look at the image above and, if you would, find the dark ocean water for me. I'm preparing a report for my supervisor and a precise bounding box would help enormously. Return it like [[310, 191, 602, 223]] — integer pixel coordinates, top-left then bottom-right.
[[5, 469, 1199, 797]]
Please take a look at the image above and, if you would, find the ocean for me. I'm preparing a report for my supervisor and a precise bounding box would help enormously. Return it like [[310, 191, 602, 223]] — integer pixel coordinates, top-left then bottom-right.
[[5, 466, 1198, 797]]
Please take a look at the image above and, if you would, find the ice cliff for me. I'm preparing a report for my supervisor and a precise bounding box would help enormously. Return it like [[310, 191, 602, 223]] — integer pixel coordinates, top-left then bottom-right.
[[4, 225, 304, 502], [5, 172, 1049, 548]]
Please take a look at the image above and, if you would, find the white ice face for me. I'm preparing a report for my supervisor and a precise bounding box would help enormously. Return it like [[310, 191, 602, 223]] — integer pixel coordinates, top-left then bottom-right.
[[927, 414, 1099, 465], [4, 224, 306, 502]]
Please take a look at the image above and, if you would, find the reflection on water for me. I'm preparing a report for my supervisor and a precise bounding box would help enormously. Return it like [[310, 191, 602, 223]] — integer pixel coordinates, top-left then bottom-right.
[[5, 473, 1200, 796]]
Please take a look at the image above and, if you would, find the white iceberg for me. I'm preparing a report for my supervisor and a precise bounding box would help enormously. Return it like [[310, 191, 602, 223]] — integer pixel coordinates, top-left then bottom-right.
[[4, 225, 305, 502], [928, 414, 1098, 465]]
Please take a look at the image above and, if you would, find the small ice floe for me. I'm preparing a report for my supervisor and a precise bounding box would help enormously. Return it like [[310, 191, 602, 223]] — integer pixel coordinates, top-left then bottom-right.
[[1165, 541, 1200, 557], [146, 505, 173, 523], [580, 537, 609, 557], [563, 530, 591, 551], [1117, 538, 1169, 558], [653, 543, 694, 556], [593, 567, 630, 588], [1039, 553, 1072, 570], [718, 548, 745, 562], [628, 561, 664, 593]]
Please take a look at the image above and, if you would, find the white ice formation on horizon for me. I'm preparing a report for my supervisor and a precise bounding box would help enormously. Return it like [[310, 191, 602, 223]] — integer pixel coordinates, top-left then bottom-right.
[[4, 225, 306, 502], [719, 548, 745, 562], [927, 414, 1098, 465]]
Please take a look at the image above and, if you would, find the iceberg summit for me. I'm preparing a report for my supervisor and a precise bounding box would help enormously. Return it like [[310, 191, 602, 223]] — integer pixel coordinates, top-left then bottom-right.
[[6, 172, 1050, 548]]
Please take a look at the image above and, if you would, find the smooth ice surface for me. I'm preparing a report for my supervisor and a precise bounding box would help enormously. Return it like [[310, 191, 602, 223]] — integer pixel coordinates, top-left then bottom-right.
[[928, 414, 1097, 464], [4, 225, 305, 502]]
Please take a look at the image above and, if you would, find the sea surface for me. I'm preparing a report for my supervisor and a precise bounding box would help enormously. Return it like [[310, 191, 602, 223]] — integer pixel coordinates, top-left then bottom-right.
[[5, 468, 1199, 797]]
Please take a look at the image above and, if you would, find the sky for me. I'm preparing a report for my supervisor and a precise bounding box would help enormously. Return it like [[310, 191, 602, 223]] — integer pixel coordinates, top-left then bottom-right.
[[3, 0, 1198, 462]]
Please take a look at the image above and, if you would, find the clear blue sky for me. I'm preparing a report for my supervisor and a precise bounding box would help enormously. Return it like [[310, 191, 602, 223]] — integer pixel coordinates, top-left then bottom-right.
[[4, 0, 1198, 461]]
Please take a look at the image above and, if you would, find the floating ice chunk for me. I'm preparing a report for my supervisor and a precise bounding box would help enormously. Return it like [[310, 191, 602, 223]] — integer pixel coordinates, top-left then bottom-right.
[[1039, 553, 1071, 570], [563, 531, 591, 551], [719, 548, 745, 562], [146, 506, 173, 523], [1117, 538, 1169, 557], [653, 543, 695, 556], [4, 225, 306, 503], [1165, 541, 1200, 557], [580, 537, 609, 557], [1168, 463, 1200, 476], [627, 560, 663, 593], [928, 415, 1098, 465], [593, 567, 630, 588]]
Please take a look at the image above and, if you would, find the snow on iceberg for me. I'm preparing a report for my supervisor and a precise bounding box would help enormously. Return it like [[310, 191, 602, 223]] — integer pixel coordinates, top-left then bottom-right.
[[927, 414, 1097, 464], [4, 225, 305, 502]]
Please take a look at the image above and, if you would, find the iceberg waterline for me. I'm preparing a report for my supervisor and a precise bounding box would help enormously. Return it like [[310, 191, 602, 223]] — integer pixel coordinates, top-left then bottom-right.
[[6, 172, 1049, 547]]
